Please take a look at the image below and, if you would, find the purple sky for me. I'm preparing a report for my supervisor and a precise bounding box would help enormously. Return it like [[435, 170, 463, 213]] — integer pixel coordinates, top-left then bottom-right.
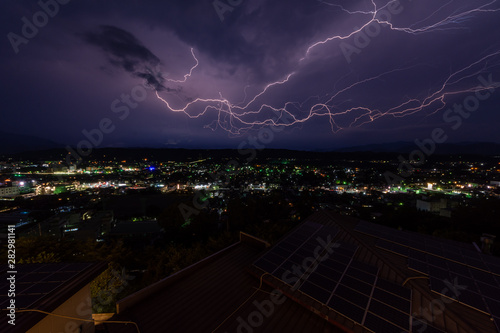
[[1, 0, 500, 150]]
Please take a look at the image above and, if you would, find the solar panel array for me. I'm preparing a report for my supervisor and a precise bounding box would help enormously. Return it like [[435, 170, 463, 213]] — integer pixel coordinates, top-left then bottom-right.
[[254, 220, 413, 332], [253, 220, 339, 277], [0, 263, 93, 309], [355, 220, 500, 332]]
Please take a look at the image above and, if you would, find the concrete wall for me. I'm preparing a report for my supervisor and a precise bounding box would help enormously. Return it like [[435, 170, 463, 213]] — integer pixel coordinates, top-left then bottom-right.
[[27, 284, 94, 333]]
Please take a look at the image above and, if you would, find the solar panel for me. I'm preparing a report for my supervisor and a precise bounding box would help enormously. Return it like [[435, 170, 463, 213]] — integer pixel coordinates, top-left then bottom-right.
[[330, 253, 352, 265], [328, 295, 365, 324], [299, 281, 330, 304], [288, 252, 309, 265], [461, 249, 482, 260], [372, 288, 411, 314], [345, 266, 377, 285], [448, 273, 477, 294], [279, 260, 300, 276], [306, 272, 338, 292], [488, 263, 500, 276], [391, 243, 410, 256], [334, 284, 369, 309], [428, 265, 450, 281], [341, 275, 373, 295], [376, 279, 412, 300], [477, 282, 500, 300], [0, 263, 94, 311], [263, 251, 287, 265], [442, 250, 464, 262], [350, 260, 379, 275], [408, 258, 428, 274], [14, 264, 45, 273], [458, 289, 488, 313], [355, 221, 499, 276], [361, 221, 500, 314], [63, 263, 93, 271], [271, 245, 294, 258], [320, 259, 348, 274], [424, 245, 442, 257], [493, 316, 500, 333], [23, 282, 61, 294], [261, 219, 500, 332], [315, 263, 343, 280], [254, 258, 279, 273], [427, 255, 448, 268], [483, 255, 500, 266], [493, 317, 500, 333], [14, 294, 45, 309], [470, 268, 498, 286], [46, 271, 79, 282], [364, 312, 407, 333], [368, 299, 410, 331], [17, 272, 52, 283], [335, 242, 358, 255], [273, 267, 295, 284], [485, 297, 500, 319], [463, 256, 489, 271], [429, 277, 451, 298], [448, 261, 469, 276], [376, 239, 393, 251], [254, 221, 332, 276]]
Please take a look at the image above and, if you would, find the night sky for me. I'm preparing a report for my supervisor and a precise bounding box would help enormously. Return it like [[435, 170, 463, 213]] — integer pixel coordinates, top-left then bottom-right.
[[1, 0, 500, 150]]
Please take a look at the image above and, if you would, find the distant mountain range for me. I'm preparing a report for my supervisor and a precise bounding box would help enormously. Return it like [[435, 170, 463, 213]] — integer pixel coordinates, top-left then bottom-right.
[[1, 132, 499, 157], [0, 131, 63, 155], [334, 141, 500, 155]]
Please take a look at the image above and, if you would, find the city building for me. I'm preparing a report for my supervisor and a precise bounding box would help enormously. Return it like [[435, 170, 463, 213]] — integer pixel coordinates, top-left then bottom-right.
[[416, 198, 448, 213], [0, 186, 20, 198]]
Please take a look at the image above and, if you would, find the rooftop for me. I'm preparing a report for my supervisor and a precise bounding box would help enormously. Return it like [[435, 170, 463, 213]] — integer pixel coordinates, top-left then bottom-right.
[[0, 262, 106, 333], [104, 211, 500, 332], [106, 237, 342, 332]]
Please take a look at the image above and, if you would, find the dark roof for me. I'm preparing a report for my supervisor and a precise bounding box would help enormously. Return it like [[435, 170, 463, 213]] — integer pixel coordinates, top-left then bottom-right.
[[106, 211, 500, 333], [249, 211, 500, 333], [106, 241, 343, 332], [0, 262, 107, 333]]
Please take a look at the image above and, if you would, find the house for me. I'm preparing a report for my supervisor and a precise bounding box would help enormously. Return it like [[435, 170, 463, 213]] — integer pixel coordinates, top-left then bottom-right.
[[100, 211, 500, 332]]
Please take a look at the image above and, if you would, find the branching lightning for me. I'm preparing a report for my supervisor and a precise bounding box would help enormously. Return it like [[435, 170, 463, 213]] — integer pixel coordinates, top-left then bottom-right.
[[154, 0, 500, 135]]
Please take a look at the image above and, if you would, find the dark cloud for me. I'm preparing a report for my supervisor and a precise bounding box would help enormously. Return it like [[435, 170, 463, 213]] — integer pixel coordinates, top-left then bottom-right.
[[82, 25, 167, 90], [1, 0, 500, 149]]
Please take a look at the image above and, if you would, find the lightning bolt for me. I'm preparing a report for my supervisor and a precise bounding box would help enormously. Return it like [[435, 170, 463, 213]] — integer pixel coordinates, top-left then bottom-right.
[[154, 0, 500, 135], [164, 47, 198, 83]]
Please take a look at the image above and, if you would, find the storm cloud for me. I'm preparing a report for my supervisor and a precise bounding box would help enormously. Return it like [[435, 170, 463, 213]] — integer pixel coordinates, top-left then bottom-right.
[[83, 25, 166, 91]]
